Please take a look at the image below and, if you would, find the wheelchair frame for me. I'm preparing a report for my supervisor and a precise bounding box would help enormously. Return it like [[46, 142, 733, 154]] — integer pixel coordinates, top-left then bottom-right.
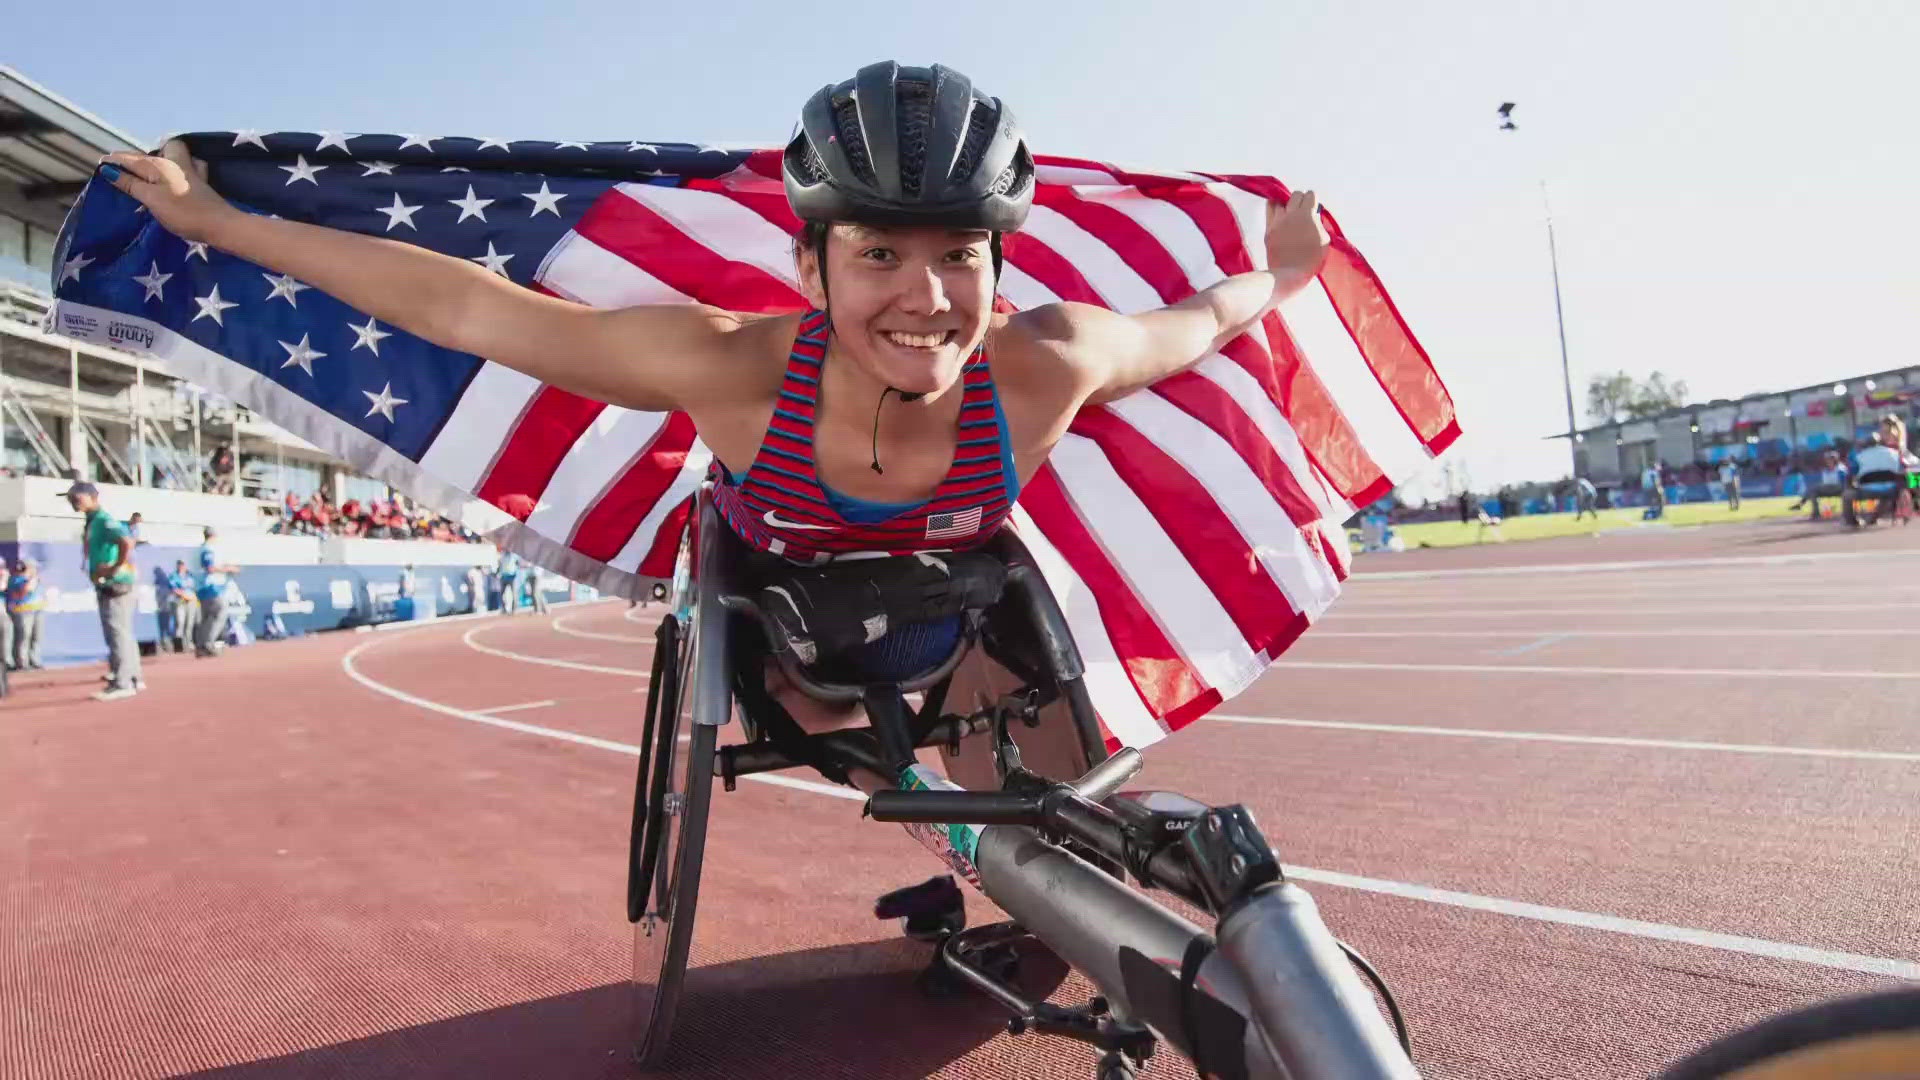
[[626, 487, 1420, 1079]]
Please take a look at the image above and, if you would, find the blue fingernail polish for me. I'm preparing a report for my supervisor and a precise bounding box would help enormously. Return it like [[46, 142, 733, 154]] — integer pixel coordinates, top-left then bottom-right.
[[100, 164, 122, 183]]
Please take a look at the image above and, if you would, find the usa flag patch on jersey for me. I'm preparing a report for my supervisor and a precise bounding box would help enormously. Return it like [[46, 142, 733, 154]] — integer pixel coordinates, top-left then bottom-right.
[[925, 507, 984, 541]]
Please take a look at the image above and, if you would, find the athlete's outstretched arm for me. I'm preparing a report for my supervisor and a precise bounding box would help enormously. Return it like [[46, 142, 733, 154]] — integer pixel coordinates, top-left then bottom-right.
[[1024, 191, 1330, 407], [100, 142, 741, 412]]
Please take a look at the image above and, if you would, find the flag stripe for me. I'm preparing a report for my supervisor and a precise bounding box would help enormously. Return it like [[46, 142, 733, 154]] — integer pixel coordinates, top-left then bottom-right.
[[574, 186, 800, 312], [570, 411, 701, 560], [417, 363, 541, 492], [474, 387, 606, 511]]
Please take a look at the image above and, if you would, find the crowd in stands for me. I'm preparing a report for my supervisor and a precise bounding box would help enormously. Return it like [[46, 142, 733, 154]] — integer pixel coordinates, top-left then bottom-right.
[[269, 491, 485, 543]]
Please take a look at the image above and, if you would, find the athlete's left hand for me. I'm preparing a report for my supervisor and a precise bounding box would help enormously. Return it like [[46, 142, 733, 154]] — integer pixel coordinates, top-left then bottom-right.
[[1264, 190, 1330, 291]]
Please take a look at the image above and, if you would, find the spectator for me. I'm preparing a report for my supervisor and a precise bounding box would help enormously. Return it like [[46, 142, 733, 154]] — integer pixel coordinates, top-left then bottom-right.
[[7, 558, 44, 670], [165, 559, 198, 654], [1573, 476, 1598, 521], [1717, 460, 1742, 511], [194, 527, 241, 658], [209, 444, 236, 495], [1641, 462, 1666, 517], [125, 512, 149, 545], [66, 481, 141, 700], [497, 550, 522, 614]]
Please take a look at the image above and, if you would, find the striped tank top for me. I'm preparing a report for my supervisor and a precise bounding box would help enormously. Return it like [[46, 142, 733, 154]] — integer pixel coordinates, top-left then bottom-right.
[[710, 309, 1020, 564]]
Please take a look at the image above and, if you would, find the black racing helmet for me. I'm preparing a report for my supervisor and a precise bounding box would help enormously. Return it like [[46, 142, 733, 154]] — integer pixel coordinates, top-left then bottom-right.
[[783, 61, 1035, 233]]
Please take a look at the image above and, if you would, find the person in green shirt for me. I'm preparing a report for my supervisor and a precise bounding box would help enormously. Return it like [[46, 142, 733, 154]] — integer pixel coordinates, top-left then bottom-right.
[[65, 482, 142, 700]]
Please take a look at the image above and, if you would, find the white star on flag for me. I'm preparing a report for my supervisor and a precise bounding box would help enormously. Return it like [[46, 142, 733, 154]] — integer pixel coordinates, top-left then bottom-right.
[[59, 252, 93, 285], [279, 155, 327, 185], [449, 185, 495, 223], [469, 243, 513, 276], [397, 134, 438, 150], [522, 181, 566, 217], [231, 130, 269, 150], [360, 161, 397, 177], [277, 333, 327, 375], [440, 166, 471, 173], [132, 261, 172, 302], [376, 193, 422, 231], [476, 137, 513, 151], [348, 316, 392, 356], [314, 132, 357, 153], [553, 140, 590, 151], [626, 142, 660, 153], [184, 241, 210, 261], [191, 285, 239, 325], [362, 382, 408, 421], [262, 272, 311, 306]]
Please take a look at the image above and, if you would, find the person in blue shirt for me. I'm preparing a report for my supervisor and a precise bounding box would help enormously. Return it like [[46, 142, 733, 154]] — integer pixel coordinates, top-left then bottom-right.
[[194, 527, 241, 657], [6, 558, 43, 670], [165, 559, 198, 654], [496, 551, 522, 615]]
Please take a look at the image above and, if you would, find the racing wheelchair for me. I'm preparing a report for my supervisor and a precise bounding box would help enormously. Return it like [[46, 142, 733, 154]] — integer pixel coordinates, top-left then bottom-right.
[[1841, 469, 1915, 528], [625, 487, 1418, 1079]]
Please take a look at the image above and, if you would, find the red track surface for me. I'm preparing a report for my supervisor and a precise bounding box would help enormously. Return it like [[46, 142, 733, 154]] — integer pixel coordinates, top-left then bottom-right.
[[5, 515, 1917, 1079]]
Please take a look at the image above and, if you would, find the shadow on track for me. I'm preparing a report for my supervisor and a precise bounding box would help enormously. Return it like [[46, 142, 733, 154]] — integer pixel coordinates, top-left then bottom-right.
[[179, 938, 1043, 1079]]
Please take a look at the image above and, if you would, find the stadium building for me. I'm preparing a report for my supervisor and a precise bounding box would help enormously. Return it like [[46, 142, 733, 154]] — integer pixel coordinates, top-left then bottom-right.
[[1, 65, 556, 668]]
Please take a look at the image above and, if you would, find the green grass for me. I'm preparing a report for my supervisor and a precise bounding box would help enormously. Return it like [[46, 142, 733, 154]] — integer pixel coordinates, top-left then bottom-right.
[[1374, 495, 1807, 549]]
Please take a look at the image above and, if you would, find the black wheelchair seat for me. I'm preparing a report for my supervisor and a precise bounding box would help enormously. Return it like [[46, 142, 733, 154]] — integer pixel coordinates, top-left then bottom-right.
[[749, 552, 1008, 680]]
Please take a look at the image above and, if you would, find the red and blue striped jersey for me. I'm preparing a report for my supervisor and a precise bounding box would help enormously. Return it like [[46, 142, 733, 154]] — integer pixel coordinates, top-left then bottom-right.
[[710, 310, 1019, 563]]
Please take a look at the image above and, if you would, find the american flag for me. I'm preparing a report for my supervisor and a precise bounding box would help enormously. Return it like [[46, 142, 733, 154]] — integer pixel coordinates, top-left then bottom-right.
[[49, 131, 1458, 750], [925, 506, 984, 542]]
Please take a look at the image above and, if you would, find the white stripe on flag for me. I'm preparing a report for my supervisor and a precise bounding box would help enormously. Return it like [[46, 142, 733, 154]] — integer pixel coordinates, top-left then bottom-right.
[[1035, 164, 1119, 186], [1096, 189, 1228, 293], [994, 263, 1061, 312], [1279, 278, 1434, 484], [1019, 204, 1164, 314], [540, 231, 693, 306], [1046, 432, 1257, 693], [1107, 393, 1338, 620], [1005, 505, 1164, 749], [617, 184, 801, 290], [608, 439, 712, 574], [520, 408, 673, 543], [1196, 356, 1355, 524], [418, 363, 541, 493]]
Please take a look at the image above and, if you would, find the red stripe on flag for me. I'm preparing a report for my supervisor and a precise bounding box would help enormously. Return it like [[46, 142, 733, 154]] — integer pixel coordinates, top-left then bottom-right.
[[1002, 234, 1108, 306], [637, 494, 695, 578], [1018, 464, 1201, 724], [567, 412, 700, 561], [1151, 371, 1328, 535], [576, 188, 802, 313], [1260, 310, 1392, 506], [1067, 408, 1304, 656], [1035, 187, 1191, 305], [475, 387, 607, 512]]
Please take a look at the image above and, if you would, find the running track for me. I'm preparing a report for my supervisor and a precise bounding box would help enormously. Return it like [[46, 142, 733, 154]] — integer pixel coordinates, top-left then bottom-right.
[[4, 515, 1916, 1079]]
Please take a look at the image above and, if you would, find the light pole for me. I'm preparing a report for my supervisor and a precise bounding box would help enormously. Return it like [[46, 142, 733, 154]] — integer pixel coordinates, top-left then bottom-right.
[[1500, 104, 1582, 481]]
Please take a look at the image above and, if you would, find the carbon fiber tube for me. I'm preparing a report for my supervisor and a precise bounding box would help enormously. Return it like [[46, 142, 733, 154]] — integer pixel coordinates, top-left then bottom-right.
[[866, 790, 1041, 825]]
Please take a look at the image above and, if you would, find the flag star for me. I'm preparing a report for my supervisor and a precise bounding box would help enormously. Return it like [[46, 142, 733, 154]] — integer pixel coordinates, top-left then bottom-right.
[[695, 144, 728, 155], [469, 242, 513, 276], [191, 284, 239, 325], [314, 131, 357, 153], [439, 166, 471, 173], [476, 137, 513, 151], [231, 130, 269, 150], [132, 261, 173, 302], [375, 192, 423, 231], [522, 180, 566, 217], [348, 316, 392, 356], [362, 382, 408, 421], [277, 333, 327, 375], [262, 272, 312, 306], [449, 185, 495, 223], [397, 134, 438, 151], [58, 252, 93, 285], [279, 154, 327, 185], [360, 160, 397, 177], [185, 241, 210, 261], [626, 142, 661, 153], [553, 140, 591, 151]]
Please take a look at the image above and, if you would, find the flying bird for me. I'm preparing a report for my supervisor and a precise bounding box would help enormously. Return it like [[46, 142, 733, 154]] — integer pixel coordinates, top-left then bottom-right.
[[1498, 102, 1517, 130]]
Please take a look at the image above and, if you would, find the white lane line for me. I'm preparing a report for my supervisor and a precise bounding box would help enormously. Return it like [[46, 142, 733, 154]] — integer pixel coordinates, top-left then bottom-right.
[[551, 610, 655, 644], [1355, 548, 1920, 581], [476, 700, 558, 715], [1325, 602, 1914, 619], [357, 598, 601, 635], [1271, 659, 1920, 680], [461, 626, 651, 678], [341, 636, 1918, 980], [1211, 714, 1920, 763], [1306, 628, 1904, 638], [342, 639, 857, 800], [1487, 633, 1568, 657], [1282, 866, 1920, 980]]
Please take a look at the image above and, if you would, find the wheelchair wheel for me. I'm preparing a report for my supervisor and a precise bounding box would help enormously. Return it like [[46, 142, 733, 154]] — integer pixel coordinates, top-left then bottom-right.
[[629, 609, 718, 1068], [1658, 986, 1920, 1079]]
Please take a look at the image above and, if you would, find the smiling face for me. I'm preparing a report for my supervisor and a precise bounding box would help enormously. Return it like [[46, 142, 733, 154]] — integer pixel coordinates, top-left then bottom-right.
[[798, 224, 996, 398]]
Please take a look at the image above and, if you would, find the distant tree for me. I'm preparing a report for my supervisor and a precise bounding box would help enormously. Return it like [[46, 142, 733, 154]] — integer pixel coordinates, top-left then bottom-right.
[[1586, 370, 1691, 423]]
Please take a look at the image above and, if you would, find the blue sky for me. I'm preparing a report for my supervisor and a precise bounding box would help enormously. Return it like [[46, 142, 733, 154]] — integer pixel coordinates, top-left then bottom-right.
[[12, 0, 1916, 497]]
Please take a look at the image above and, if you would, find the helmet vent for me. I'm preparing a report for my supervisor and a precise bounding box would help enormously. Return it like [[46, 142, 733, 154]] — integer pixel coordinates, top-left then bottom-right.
[[832, 98, 876, 186], [951, 104, 996, 185], [896, 79, 934, 198]]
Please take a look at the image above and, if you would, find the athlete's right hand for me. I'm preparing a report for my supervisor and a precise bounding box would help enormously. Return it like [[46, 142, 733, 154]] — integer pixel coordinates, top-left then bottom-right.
[[99, 140, 236, 244]]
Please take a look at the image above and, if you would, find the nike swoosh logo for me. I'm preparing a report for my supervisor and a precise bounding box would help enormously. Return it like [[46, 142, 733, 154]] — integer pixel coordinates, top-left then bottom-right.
[[764, 510, 837, 531]]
